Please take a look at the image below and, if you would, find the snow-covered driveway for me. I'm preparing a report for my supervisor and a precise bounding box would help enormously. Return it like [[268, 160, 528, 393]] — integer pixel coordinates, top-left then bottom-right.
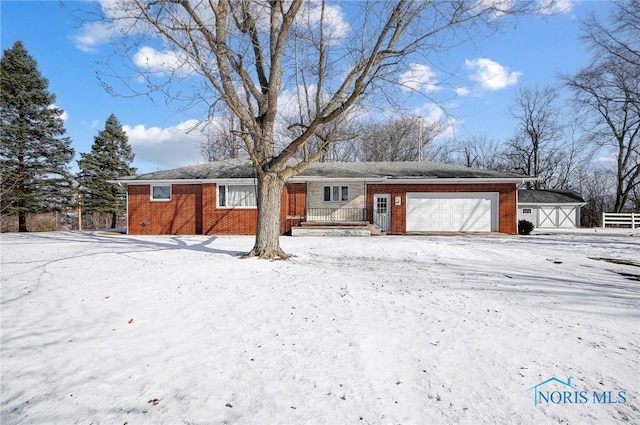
[[1, 230, 638, 424]]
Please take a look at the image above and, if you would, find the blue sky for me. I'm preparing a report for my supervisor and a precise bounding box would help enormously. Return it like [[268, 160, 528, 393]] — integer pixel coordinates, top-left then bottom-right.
[[1, 1, 613, 173]]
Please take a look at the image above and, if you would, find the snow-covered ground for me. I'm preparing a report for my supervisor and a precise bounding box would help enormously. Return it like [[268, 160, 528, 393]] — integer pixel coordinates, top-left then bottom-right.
[[1, 230, 639, 425]]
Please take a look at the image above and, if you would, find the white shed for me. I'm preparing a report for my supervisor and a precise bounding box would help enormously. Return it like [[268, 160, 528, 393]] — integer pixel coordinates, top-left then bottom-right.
[[518, 190, 586, 228]]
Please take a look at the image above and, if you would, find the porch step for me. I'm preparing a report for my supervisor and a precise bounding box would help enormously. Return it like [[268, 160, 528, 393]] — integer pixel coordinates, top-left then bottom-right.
[[368, 223, 386, 236], [291, 225, 371, 237], [300, 221, 369, 227]]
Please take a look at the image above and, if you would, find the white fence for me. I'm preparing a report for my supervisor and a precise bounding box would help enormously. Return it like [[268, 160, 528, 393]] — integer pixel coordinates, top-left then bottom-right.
[[602, 212, 639, 229]]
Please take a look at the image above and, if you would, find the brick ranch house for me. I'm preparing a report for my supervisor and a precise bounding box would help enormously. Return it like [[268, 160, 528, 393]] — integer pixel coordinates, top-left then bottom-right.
[[113, 159, 535, 236]]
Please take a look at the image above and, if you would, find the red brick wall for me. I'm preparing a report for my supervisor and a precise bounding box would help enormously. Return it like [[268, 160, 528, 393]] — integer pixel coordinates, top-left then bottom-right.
[[281, 183, 306, 234], [128, 182, 517, 235], [127, 182, 307, 235], [127, 184, 202, 235], [366, 183, 518, 235], [201, 182, 258, 235]]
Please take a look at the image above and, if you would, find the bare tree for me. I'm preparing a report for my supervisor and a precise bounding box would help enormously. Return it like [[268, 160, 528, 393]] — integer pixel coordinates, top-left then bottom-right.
[[452, 136, 507, 170], [356, 116, 448, 162], [549, 119, 597, 191], [576, 167, 616, 227], [200, 114, 246, 162], [507, 85, 565, 189], [581, 0, 640, 68], [290, 111, 360, 162], [90, 0, 530, 258], [564, 1, 640, 212]]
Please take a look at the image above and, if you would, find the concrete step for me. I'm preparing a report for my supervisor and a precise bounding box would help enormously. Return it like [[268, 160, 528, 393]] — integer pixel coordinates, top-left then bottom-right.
[[291, 226, 371, 237]]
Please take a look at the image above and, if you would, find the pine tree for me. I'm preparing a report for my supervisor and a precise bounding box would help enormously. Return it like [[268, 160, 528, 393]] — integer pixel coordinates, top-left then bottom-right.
[[1, 41, 75, 232], [77, 114, 136, 229]]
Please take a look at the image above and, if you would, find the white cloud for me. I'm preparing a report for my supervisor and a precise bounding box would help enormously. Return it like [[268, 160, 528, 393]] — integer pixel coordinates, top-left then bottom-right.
[[473, 0, 515, 19], [399, 64, 439, 93], [133, 46, 194, 76], [124, 120, 206, 171], [455, 86, 470, 96], [277, 86, 312, 119], [49, 104, 68, 121], [537, 0, 574, 15], [72, 0, 141, 53], [412, 103, 458, 140], [302, 3, 351, 39], [464, 58, 521, 91], [72, 21, 114, 53]]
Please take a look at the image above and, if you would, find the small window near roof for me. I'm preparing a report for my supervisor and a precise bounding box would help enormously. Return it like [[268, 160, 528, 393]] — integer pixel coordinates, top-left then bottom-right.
[[219, 185, 227, 207], [522, 208, 532, 214], [151, 185, 171, 201], [323, 185, 348, 202]]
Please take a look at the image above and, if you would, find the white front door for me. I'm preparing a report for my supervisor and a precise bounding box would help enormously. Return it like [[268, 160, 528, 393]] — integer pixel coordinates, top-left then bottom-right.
[[374, 194, 390, 231]]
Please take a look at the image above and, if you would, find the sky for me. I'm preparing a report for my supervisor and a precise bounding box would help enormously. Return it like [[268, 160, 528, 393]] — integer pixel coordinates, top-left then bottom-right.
[[0, 1, 615, 174]]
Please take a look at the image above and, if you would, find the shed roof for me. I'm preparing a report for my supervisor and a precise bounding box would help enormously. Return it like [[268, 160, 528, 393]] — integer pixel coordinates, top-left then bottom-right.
[[518, 189, 586, 204], [118, 159, 528, 182]]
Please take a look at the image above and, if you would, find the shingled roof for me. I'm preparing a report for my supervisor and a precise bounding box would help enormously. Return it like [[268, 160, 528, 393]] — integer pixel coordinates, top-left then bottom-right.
[[118, 159, 528, 181], [518, 189, 586, 204]]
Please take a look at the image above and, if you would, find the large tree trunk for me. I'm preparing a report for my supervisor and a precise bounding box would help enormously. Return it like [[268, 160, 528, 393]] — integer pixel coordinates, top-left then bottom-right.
[[110, 212, 117, 229], [18, 210, 27, 232], [247, 171, 288, 259]]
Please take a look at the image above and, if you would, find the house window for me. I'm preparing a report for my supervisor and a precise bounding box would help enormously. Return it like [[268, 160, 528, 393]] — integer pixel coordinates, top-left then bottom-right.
[[151, 185, 171, 201], [218, 184, 257, 207], [522, 208, 532, 214], [323, 185, 348, 202]]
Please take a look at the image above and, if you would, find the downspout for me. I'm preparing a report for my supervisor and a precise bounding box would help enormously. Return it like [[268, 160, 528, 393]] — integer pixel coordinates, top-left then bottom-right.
[[516, 182, 522, 235], [118, 182, 128, 235], [364, 180, 368, 224]]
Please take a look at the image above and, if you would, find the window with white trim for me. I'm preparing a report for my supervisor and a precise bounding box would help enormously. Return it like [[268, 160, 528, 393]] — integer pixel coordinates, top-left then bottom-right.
[[522, 208, 532, 214], [323, 185, 348, 202], [151, 185, 171, 201], [218, 184, 257, 207]]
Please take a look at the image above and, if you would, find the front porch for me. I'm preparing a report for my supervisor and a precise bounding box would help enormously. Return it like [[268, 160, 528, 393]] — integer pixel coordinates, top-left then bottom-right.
[[289, 208, 387, 236]]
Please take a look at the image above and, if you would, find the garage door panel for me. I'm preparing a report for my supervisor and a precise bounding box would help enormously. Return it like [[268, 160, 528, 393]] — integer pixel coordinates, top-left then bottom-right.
[[537, 206, 577, 228], [538, 207, 557, 228], [406, 193, 498, 232], [558, 206, 577, 228]]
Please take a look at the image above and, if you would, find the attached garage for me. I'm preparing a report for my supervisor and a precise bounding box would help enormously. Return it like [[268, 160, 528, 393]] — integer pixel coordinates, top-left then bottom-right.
[[406, 192, 499, 232]]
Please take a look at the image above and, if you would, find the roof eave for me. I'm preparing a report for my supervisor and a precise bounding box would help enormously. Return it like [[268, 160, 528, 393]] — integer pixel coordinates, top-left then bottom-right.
[[384, 177, 536, 184], [111, 176, 535, 185], [108, 179, 209, 185], [518, 201, 587, 206]]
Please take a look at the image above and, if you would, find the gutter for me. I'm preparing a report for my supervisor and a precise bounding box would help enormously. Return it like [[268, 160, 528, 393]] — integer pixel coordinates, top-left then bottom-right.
[[108, 176, 539, 185]]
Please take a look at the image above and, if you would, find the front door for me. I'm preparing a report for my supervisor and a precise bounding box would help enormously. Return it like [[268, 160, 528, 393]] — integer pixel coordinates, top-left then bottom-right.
[[374, 194, 390, 231]]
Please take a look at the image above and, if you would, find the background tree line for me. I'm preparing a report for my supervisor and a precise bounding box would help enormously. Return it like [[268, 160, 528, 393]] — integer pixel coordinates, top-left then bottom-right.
[[1, 41, 135, 232]]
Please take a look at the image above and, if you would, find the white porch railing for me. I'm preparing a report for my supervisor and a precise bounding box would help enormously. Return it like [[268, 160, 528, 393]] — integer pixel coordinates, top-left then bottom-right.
[[602, 212, 639, 229]]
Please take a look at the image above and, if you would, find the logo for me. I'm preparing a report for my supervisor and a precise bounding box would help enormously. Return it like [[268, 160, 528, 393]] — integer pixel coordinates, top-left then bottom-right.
[[528, 377, 627, 407]]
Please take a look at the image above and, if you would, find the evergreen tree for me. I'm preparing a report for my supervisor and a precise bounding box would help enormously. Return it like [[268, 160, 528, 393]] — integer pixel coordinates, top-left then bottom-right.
[[77, 114, 136, 229], [1, 41, 75, 232]]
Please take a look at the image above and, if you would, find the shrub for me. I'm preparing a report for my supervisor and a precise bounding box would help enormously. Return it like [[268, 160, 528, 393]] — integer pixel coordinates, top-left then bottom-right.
[[518, 219, 535, 235]]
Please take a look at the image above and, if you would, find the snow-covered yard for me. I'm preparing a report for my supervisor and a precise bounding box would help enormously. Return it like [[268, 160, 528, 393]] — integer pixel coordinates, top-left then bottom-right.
[[1, 230, 639, 425]]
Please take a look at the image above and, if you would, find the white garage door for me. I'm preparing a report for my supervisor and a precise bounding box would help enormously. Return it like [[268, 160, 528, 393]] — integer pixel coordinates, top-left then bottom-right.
[[538, 206, 578, 228], [406, 193, 499, 232]]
